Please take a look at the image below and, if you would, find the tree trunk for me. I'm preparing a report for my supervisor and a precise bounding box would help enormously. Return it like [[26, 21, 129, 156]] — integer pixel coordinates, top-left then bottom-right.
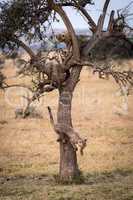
[[57, 88, 80, 181]]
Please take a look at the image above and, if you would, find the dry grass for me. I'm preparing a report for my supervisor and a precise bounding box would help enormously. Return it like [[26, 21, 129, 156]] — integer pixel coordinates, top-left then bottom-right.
[[0, 58, 133, 199]]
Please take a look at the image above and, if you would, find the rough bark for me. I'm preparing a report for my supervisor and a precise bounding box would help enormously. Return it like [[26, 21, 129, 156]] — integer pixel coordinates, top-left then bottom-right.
[[107, 10, 115, 32], [57, 88, 80, 181], [51, 0, 83, 181], [97, 0, 110, 34]]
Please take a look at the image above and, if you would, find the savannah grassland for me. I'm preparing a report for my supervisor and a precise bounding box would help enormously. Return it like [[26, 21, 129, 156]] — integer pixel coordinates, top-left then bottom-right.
[[0, 58, 133, 200]]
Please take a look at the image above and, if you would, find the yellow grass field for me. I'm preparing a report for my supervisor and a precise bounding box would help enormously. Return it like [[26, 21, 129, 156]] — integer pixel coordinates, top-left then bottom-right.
[[0, 59, 133, 200]]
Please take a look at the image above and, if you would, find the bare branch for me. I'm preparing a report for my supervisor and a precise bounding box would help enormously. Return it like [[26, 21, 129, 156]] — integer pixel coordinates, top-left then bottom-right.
[[56, 1, 96, 32], [2, 83, 33, 92], [89, 60, 133, 89], [78, 7, 97, 32], [107, 10, 115, 32], [72, 0, 97, 32], [97, 0, 111, 34], [22, 84, 56, 118], [82, 0, 112, 57], [13, 38, 37, 59], [47, 106, 55, 128]]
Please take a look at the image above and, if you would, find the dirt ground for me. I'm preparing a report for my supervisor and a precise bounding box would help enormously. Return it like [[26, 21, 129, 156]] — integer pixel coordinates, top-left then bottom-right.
[[0, 59, 133, 200]]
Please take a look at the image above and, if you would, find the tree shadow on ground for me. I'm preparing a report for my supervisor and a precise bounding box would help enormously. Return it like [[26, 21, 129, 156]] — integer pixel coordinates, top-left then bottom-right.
[[0, 168, 133, 200]]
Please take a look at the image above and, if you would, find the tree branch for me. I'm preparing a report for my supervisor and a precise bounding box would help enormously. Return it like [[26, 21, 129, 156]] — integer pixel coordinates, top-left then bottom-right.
[[13, 38, 36, 59], [48, 1, 84, 91], [55, 1, 96, 33], [82, 0, 111, 57], [77, 6, 97, 32], [3, 83, 33, 92], [52, 3, 80, 61], [107, 10, 115, 32], [96, 0, 111, 34]]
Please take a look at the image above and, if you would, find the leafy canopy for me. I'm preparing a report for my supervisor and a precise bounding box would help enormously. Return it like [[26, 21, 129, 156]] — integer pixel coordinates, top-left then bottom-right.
[[0, 0, 93, 50]]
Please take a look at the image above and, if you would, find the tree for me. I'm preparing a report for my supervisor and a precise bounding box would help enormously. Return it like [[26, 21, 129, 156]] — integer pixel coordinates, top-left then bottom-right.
[[0, 0, 133, 182]]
